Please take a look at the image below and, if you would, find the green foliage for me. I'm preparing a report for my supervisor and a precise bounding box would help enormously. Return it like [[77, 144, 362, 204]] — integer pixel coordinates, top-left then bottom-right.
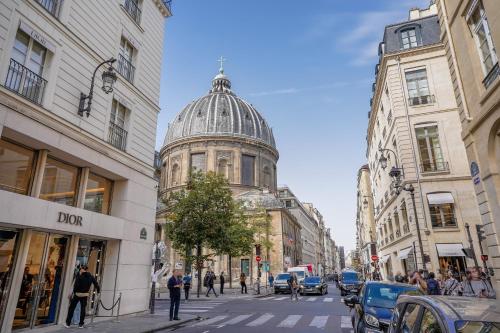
[[247, 207, 273, 252]]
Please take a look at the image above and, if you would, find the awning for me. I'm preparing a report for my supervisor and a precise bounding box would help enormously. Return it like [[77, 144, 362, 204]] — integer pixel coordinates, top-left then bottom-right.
[[427, 193, 454, 205], [436, 243, 465, 257], [379, 254, 391, 264], [397, 247, 413, 260]]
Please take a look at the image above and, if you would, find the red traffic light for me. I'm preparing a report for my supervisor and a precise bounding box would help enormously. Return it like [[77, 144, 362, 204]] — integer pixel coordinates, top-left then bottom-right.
[[256, 255, 261, 262], [481, 255, 489, 261], [371, 255, 379, 261]]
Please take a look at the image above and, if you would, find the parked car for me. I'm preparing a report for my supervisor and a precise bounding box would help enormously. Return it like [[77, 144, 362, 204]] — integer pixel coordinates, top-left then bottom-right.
[[273, 273, 291, 294], [389, 295, 500, 333], [339, 270, 363, 296], [300, 276, 328, 296], [343, 281, 421, 333]]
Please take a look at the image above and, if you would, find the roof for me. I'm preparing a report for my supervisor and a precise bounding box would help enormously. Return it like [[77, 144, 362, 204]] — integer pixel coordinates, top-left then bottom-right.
[[163, 70, 276, 149]]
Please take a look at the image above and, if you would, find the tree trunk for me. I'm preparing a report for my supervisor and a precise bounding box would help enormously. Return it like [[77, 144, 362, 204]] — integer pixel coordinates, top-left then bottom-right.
[[196, 244, 202, 298], [228, 255, 232, 289]]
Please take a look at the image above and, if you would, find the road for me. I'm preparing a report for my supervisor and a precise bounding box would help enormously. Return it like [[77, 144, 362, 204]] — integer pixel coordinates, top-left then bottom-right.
[[157, 283, 353, 332]]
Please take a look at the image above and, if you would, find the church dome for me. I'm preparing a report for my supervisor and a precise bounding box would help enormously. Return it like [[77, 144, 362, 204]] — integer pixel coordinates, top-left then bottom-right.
[[163, 69, 276, 149]]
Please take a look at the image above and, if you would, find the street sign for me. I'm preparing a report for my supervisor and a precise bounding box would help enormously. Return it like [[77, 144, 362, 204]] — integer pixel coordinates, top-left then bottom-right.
[[371, 255, 379, 261], [262, 261, 270, 272], [256, 255, 261, 262], [481, 255, 489, 261]]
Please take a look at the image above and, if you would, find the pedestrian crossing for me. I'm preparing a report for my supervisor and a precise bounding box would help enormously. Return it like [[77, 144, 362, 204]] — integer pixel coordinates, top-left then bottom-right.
[[191, 314, 353, 330], [260, 295, 341, 303], [178, 300, 226, 314]]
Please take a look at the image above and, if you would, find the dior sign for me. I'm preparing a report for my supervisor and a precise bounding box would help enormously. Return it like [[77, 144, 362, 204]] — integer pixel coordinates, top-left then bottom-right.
[[57, 212, 83, 226]]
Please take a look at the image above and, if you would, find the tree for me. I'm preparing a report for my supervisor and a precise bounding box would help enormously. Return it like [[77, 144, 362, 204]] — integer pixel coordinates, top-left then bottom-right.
[[164, 171, 254, 297]]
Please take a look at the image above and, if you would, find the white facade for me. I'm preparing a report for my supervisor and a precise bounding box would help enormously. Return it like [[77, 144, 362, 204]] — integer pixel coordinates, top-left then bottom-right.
[[0, 1, 170, 331]]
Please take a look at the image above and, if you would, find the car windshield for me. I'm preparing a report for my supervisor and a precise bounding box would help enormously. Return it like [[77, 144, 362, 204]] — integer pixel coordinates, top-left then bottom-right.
[[342, 272, 358, 282], [305, 277, 321, 283], [276, 274, 290, 281], [455, 321, 500, 333], [290, 271, 305, 279], [365, 285, 417, 309]]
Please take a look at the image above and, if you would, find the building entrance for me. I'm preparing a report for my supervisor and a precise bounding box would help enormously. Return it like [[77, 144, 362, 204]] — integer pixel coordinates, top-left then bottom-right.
[[0, 229, 20, 329], [12, 232, 69, 330]]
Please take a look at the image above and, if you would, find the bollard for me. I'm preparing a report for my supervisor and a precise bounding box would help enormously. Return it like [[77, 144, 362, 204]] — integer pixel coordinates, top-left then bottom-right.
[[115, 292, 122, 323]]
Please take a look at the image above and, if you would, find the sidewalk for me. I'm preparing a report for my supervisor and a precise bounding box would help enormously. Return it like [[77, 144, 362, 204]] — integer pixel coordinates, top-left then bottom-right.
[[34, 312, 198, 333]]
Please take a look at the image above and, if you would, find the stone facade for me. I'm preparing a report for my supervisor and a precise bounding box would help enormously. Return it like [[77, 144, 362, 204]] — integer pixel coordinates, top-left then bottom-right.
[[436, 0, 500, 289], [0, 1, 170, 331]]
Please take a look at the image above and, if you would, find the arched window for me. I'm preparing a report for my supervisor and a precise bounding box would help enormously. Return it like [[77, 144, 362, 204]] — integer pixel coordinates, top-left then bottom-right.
[[171, 163, 180, 186], [217, 159, 229, 179]]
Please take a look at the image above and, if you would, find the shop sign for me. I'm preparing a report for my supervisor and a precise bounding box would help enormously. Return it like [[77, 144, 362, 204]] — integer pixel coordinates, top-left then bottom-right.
[[57, 212, 83, 226], [19, 21, 56, 52], [140, 227, 147, 240]]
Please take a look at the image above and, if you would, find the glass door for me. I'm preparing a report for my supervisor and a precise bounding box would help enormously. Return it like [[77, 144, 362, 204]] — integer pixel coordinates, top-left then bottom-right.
[[0, 230, 20, 328], [12, 232, 68, 330]]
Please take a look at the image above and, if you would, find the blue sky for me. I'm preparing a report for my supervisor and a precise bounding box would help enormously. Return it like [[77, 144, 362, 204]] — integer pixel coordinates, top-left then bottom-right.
[[157, 0, 429, 252]]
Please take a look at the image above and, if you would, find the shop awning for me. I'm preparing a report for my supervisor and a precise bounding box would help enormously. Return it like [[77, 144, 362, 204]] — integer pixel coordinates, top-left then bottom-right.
[[397, 247, 413, 260], [379, 254, 391, 264], [436, 243, 465, 257], [427, 193, 454, 205]]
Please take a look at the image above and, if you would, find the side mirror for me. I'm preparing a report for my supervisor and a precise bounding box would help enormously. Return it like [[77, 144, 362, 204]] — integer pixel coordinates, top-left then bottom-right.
[[344, 295, 359, 308]]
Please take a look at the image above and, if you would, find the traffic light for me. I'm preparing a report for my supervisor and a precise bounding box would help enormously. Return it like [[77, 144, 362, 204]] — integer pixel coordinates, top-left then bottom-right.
[[255, 244, 261, 256], [476, 224, 487, 241]]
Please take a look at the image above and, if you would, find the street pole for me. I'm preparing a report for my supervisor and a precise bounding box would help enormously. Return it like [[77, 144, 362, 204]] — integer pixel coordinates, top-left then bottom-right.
[[150, 240, 160, 314], [407, 185, 426, 270], [465, 223, 479, 268]]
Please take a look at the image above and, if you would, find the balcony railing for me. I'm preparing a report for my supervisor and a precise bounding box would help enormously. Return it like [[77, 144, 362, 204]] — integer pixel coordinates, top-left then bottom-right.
[[4, 58, 47, 105], [36, 0, 62, 17], [420, 161, 449, 173], [483, 62, 499, 89], [124, 0, 142, 24], [117, 54, 135, 83], [403, 224, 410, 234], [108, 122, 128, 151], [408, 94, 435, 106]]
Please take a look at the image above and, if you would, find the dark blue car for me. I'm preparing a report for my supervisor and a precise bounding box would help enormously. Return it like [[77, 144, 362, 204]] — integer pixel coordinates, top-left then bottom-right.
[[299, 276, 328, 295], [344, 281, 421, 333]]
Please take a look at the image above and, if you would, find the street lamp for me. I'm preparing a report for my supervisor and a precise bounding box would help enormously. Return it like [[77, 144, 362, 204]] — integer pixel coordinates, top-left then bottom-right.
[[78, 58, 117, 117]]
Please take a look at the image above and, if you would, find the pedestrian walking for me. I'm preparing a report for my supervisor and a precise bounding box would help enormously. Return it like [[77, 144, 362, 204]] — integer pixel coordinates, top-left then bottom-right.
[[64, 265, 99, 329], [288, 273, 299, 301], [268, 273, 274, 288], [219, 272, 225, 295], [206, 271, 218, 297], [182, 273, 191, 300], [168, 270, 182, 321], [462, 267, 496, 299], [442, 270, 461, 296], [409, 271, 428, 294], [240, 273, 247, 294], [426, 272, 441, 295]]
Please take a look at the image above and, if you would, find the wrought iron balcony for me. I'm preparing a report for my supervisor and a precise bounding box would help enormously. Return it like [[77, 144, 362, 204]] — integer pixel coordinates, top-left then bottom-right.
[[36, 0, 62, 17], [124, 0, 142, 24], [4, 58, 47, 105], [403, 224, 410, 234], [108, 122, 128, 151], [117, 54, 135, 83], [483, 62, 499, 89], [420, 161, 449, 173], [408, 94, 435, 106]]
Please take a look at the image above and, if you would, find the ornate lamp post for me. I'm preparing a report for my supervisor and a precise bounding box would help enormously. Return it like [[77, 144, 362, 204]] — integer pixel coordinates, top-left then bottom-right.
[[78, 58, 117, 117]]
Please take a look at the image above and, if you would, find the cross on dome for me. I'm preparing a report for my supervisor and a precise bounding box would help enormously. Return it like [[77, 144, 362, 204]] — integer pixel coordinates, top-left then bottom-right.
[[217, 56, 226, 74]]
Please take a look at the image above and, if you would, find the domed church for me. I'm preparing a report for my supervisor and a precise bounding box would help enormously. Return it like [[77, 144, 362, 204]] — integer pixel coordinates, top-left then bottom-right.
[[157, 64, 302, 285]]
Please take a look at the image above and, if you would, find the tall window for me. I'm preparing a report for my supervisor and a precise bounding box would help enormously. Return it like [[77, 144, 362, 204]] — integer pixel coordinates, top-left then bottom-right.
[[171, 163, 180, 186], [36, 0, 62, 17], [217, 159, 229, 178], [416, 125, 446, 172], [241, 154, 255, 186], [40, 157, 79, 206], [393, 210, 401, 236], [84, 173, 112, 214], [190, 153, 206, 172], [108, 100, 128, 151], [468, 1, 498, 77], [0, 138, 35, 194], [427, 193, 456, 228], [5, 30, 47, 104], [123, 0, 142, 24], [406, 69, 432, 106], [118, 37, 135, 83], [263, 166, 271, 189], [401, 201, 410, 233], [401, 28, 419, 49]]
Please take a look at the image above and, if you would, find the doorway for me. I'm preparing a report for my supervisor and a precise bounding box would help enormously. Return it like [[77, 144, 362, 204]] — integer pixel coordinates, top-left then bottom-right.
[[0, 229, 20, 329], [12, 232, 69, 330]]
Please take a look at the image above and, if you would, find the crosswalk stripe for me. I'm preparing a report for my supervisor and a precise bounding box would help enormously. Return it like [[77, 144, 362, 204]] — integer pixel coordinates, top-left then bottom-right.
[[274, 296, 287, 301], [263, 297, 275, 300], [277, 315, 302, 328], [193, 315, 228, 326], [179, 309, 208, 313], [182, 306, 215, 309], [306, 297, 317, 302], [246, 313, 274, 327], [324, 298, 333, 302], [309, 315, 328, 329], [341, 315, 352, 328], [219, 314, 254, 325]]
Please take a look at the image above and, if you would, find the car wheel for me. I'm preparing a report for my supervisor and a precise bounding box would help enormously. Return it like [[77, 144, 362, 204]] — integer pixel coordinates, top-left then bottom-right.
[[274, 290, 279, 294], [356, 319, 365, 333]]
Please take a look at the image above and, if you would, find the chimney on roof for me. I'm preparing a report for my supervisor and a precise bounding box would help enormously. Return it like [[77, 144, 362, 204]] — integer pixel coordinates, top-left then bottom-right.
[[409, 2, 437, 20]]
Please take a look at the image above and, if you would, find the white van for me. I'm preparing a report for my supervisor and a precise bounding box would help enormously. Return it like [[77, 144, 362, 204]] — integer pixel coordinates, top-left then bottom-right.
[[288, 266, 310, 282]]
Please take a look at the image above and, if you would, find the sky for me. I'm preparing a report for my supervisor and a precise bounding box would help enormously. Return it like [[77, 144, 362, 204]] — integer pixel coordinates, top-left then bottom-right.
[[156, 0, 429, 252]]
